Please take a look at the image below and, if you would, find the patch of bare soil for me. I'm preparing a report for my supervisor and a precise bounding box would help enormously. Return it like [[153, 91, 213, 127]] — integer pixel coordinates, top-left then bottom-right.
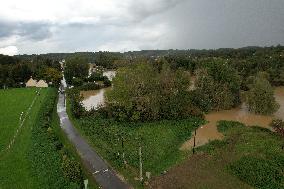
[[149, 152, 251, 189]]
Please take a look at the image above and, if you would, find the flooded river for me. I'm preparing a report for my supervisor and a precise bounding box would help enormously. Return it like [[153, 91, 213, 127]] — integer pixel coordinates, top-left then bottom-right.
[[81, 70, 115, 110], [80, 88, 111, 110], [103, 70, 116, 81], [180, 87, 284, 150], [80, 71, 284, 149]]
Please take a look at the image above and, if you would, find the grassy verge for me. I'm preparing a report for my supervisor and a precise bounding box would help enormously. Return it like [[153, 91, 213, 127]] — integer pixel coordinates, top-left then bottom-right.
[[66, 98, 203, 188], [27, 88, 84, 188]]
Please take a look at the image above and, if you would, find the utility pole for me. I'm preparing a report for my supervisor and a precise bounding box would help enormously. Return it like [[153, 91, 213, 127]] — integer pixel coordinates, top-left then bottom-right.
[[121, 136, 125, 165], [193, 128, 197, 154], [139, 146, 143, 182]]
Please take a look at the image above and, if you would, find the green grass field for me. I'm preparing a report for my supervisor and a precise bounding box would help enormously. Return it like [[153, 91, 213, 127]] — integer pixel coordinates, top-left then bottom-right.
[[0, 88, 98, 189], [67, 99, 203, 188], [0, 88, 48, 188], [0, 88, 40, 152]]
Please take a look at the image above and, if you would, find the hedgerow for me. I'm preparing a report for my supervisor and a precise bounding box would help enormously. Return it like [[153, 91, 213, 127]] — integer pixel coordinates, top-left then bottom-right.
[[28, 88, 83, 188]]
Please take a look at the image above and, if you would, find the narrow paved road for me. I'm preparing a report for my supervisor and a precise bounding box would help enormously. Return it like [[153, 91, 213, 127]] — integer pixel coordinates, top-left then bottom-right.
[[57, 92, 130, 189]]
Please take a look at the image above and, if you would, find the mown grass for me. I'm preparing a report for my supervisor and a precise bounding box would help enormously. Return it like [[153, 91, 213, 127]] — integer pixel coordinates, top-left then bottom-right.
[[197, 121, 284, 189], [0, 88, 96, 189], [0, 88, 47, 188], [0, 88, 38, 152], [66, 99, 203, 187]]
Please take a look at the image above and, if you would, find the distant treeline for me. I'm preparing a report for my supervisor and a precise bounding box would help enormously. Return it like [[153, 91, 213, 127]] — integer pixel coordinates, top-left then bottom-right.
[[1, 45, 284, 88], [0, 55, 62, 88]]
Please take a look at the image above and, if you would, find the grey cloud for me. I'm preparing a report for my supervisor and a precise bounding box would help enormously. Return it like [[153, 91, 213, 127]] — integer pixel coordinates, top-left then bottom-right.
[[0, 20, 52, 41], [128, 0, 186, 22], [8, 0, 284, 54], [159, 0, 284, 49]]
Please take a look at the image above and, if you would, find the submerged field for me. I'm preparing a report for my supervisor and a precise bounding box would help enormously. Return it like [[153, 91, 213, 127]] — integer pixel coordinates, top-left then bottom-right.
[[0, 88, 92, 189], [150, 121, 284, 189]]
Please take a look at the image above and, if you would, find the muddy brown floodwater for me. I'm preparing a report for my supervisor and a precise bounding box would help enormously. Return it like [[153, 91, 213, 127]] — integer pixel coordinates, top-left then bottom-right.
[[80, 70, 116, 110], [180, 87, 284, 150], [80, 87, 111, 111]]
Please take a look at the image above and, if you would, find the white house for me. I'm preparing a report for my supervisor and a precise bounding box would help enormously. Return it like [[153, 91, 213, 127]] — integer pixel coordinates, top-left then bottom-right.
[[25, 77, 48, 88], [36, 80, 48, 88], [25, 77, 37, 87]]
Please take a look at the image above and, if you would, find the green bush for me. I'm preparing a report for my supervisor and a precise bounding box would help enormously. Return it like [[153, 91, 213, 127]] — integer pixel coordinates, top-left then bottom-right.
[[229, 156, 284, 189], [217, 120, 245, 133], [72, 77, 84, 87], [61, 155, 83, 183], [78, 82, 101, 91], [245, 75, 279, 115], [67, 88, 86, 118]]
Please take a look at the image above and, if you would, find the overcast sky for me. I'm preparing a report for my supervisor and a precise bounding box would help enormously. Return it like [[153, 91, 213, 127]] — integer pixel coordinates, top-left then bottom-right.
[[0, 0, 283, 55]]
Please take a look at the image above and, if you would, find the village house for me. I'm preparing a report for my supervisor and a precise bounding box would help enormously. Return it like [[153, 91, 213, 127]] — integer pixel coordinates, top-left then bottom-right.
[[25, 77, 48, 88]]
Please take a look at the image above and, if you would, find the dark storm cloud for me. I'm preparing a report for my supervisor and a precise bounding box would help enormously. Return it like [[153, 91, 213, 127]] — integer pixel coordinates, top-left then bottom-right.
[[162, 0, 284, 49], [0, 20, 52, 41]]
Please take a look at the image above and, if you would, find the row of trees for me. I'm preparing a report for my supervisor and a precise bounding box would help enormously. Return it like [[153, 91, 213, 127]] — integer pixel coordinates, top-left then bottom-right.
[[100, 55, 281, 121], [0, 55, 62, 88], [64, 55, 111, 87]]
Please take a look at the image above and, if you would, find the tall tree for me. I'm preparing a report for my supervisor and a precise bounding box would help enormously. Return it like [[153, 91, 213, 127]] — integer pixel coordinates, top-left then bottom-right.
[[245, 74, 279, 115], [65, 55, 89, 85]]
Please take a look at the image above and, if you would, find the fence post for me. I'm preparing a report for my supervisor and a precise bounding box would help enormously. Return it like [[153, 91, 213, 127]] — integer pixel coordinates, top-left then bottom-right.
[[139, 146, 143, 182]]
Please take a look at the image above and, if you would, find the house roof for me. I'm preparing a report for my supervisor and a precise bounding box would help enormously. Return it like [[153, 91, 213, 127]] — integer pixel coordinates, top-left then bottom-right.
[[26, 77, 37, 87]]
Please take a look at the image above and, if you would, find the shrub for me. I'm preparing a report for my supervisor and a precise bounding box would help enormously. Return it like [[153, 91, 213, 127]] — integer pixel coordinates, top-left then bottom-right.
[[67, 88, 86, 118], [72, 77, 84, 87], [61, 155, 83, 184], [229, 156, 284, 188], [245, 75, 279, 115], [78, 82, 101, 91], [103, 76, 111, 87], [217, 121, 245, 134], [270, 119, 284, 137]]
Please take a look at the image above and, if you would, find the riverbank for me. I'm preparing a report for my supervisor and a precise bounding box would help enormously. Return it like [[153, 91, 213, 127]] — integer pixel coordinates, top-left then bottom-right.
[[150, 121, 284, 189], [181, 86, 284, 150]]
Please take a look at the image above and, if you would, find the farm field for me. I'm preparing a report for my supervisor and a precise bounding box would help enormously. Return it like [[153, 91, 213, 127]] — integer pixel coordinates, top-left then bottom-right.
[[150, 121, 284, 189], [0, 88, 48, 188], [0, 88, 95, 189]]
